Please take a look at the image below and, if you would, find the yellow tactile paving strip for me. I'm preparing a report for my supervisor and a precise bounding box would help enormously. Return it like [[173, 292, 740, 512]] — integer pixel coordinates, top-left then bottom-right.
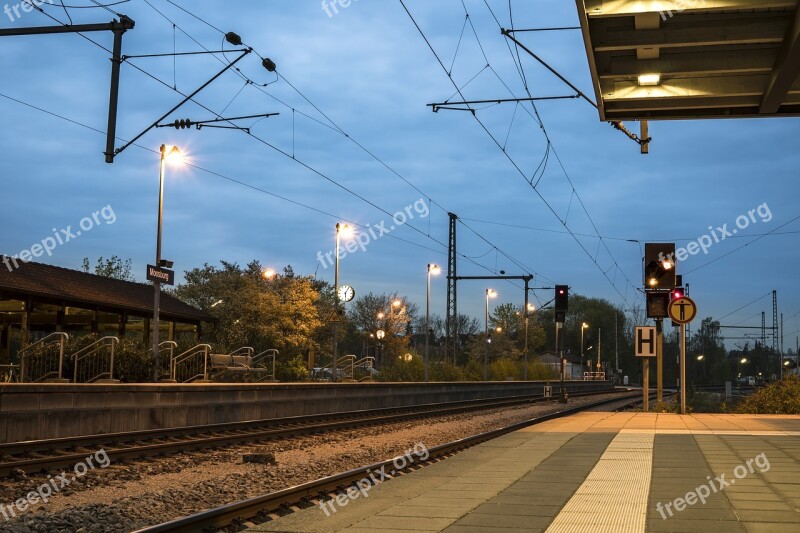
[[545, 430, 655, 533]]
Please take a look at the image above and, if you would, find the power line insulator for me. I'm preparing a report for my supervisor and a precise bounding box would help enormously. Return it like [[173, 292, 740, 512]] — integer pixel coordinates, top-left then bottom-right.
[[173, 119, 193, 129], [225, 32, 243, 46], [262, 57, 277, 72]]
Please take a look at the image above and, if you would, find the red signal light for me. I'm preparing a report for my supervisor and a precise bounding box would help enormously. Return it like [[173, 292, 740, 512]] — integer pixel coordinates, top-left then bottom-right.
[[670, 288, 684, 300]]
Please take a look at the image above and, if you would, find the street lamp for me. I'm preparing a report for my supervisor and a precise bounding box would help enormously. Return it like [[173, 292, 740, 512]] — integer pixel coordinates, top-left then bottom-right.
[[426, 264, 441, 382], [376, 329, 386, 365], [524, 303, 535, 380], [580, 322, 589, 379], [333, 223, 353, 382], [152, 144, 183, 382], [484, 289, 497, 380]]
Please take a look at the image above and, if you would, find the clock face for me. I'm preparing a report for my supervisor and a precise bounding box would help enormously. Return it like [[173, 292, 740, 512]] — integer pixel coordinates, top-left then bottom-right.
[[338, 285, 355, 303]]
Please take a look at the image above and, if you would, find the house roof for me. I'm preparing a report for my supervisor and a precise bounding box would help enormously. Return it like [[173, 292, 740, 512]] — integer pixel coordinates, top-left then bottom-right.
[[0, 257, 210, 323], [575, 0, 800, 120]]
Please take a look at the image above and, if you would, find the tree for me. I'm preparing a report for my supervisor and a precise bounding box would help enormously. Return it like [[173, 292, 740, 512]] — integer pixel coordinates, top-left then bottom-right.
[[82, 256, 134, 281], [346, 292, 416, 367], [175, 261, 324, 359]]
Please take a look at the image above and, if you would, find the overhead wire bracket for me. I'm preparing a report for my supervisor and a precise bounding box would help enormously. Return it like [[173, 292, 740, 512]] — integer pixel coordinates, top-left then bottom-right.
[[427, 95, 579, 113], [0, 15, 136, 164], [111, 48, 252, 161], [156, 113, 280, 134]]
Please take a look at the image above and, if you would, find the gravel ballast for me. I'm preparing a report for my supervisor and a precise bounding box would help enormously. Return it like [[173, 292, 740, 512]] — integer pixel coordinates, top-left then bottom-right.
[[0, 392, 629, 532]]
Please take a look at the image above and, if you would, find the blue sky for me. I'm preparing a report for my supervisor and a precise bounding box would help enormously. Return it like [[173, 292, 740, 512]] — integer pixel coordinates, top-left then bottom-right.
[[1, 1, 798, 348]]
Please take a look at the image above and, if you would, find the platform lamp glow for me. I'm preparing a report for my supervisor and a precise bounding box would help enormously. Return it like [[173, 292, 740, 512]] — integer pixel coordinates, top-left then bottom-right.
[[152, 145, 183, 382], [484, 289, 498, 380], [333, 223, 353, 382], [425, 264, 441, 382]]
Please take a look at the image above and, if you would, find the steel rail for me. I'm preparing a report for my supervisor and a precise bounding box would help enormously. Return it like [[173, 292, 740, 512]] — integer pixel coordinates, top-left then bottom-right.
[[0, 385, 618, 477], [133, 391, 647, 533]]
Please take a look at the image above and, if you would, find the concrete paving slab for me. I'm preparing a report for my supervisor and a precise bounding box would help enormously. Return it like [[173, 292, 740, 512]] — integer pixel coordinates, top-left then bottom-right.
[[249, 412, 800, 533]]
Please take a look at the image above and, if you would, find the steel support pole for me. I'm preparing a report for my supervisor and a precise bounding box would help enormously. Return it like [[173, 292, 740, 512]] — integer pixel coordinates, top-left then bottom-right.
[[643, 358, 650, 412], [425, 266, 431, 382], [152, 147, 166, 382], [680, 323, 687, 414], [656, 318, 664, 404], [484, 290, 489, 381], [333, 225, 340, 382]]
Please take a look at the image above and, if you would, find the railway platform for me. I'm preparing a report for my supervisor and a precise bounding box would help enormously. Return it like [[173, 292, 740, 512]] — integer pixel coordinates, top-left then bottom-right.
[[252, 412, 800, 532]]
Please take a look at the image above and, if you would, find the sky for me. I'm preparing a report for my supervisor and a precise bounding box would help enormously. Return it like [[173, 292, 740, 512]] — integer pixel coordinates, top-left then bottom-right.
[[1, 1, 798, 350]]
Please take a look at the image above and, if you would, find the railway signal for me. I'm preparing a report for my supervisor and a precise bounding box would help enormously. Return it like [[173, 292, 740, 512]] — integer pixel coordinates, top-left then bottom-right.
[[644, 243, 676, 290]]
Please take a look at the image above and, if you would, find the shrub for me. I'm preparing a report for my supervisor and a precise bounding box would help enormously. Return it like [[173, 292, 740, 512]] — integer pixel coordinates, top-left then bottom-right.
[[276, 354, 309, 382], [113, 338, 155, 383], [489, 358, 520, 381], [736, 375, 800, 414]]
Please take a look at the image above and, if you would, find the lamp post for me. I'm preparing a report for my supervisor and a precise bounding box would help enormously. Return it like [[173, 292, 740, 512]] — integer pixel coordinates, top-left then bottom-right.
[[524, 303, 535, 381], [484, 289, 497, 380], [580, 322, 589, 380], [152, 144, 182, 382], [376, 329, 385, 369], [426, 264, 441, 382], [333, 223, 352, 382]]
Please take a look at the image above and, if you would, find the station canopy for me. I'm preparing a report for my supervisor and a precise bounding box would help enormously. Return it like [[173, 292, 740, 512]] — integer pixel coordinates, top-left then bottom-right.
[[575, 0, 800, 120]]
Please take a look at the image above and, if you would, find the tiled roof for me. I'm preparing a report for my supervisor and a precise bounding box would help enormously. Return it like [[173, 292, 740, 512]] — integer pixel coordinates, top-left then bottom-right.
[[0, 257, 210, 323]]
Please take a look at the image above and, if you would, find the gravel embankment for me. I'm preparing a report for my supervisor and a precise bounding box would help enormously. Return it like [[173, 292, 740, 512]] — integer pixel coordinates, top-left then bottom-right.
[[0, 392, 629, 532]]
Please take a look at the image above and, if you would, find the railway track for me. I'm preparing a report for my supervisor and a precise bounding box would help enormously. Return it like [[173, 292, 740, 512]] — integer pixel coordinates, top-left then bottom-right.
[[133, 391, 647, 533], [0, 385, 619, 478]]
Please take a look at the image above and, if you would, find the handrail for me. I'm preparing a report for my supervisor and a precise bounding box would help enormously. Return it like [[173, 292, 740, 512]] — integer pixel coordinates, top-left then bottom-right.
[[172, 344, 212, 383], [19, 332, 69, 383], [252, 349, 278, 381], [72, 336, 119, 383], [353, 356, 376, 381], [228, 347, 254, 358], [158, 341, 178, 380], [321, 355, 356, 381]]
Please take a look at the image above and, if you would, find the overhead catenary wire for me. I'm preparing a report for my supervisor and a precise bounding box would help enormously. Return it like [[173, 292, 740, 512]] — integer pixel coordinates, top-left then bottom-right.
[[398, 0, 638, 305], [22, 1, 574, 297], [137, 1, 556, 290]]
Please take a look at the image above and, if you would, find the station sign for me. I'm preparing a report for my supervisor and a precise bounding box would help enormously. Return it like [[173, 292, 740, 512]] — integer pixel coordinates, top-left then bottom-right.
[[146, 265, 175, 286]]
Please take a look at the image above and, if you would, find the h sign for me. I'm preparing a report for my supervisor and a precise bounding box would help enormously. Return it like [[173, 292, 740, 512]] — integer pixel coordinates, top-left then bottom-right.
[[635, 326, 657, 357]]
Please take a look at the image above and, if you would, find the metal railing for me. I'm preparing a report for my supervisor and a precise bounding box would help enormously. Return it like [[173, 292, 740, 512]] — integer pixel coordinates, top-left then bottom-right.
[[583, 371, 606, 381], [19, 332, 69, 383], [158, 341, 178, 381], [229, 346, 254, 368], [72, 336, 119, 383], [252, 349, 278, 381], [354, 356, 376, 382], [321, 355, 356, 381], [172, 344, 211, 383]]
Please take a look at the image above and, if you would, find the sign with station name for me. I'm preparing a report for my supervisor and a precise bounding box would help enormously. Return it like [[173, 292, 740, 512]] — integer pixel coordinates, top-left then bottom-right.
[[146, 264, 175, 286]]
